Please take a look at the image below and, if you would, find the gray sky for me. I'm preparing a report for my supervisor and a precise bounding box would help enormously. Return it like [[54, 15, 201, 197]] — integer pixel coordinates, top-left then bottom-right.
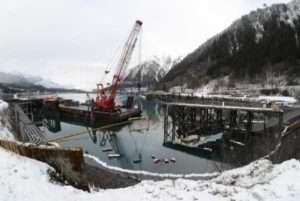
[[0, 0, 290, 90]]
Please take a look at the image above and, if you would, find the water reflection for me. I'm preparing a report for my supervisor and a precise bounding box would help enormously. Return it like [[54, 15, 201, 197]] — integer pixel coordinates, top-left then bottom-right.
[[40, 97, 234, 174]]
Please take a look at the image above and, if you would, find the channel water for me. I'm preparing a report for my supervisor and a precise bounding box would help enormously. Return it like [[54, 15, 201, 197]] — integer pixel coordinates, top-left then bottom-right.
[[41, 93, 259, 174]]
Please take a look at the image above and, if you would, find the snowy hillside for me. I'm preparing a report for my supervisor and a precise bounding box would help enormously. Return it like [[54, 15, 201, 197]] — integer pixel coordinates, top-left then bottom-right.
[[124, 56, 181, 88], [161, 0, 300, 92], [194, 0, 300, 57]]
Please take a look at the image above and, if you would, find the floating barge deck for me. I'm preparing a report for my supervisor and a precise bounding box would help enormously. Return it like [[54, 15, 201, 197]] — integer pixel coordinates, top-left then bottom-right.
[[58, 104, 142, 126]]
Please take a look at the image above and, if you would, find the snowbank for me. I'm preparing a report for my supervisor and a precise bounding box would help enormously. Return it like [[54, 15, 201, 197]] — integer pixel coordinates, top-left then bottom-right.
[[0, 100, 14, 141], [1, 147, 300, 201]]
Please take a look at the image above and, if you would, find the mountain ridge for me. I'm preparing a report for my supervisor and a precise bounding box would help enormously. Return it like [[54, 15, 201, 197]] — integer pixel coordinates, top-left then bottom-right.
[[159, 0, 300, 94], [123, 56, 181, 88]]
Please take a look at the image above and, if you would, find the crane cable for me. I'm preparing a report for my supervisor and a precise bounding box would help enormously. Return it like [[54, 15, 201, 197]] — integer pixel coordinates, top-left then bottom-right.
[[138, 28, 143, 85], [100, 44, 121, 85], [138, 27, 143, 69], [100, 31, 131, 85]]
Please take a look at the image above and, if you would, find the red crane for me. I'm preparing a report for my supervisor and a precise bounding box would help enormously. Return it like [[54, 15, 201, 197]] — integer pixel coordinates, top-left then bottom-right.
[[94, 20, 143, 110]]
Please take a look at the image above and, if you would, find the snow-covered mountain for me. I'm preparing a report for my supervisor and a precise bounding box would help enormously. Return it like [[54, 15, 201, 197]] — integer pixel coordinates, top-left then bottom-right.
[[19, 73, 72, 89], [124, 56, 181, 88], [0, 72, 71, 89], [160, 0, 300, 93], [193, 0, 300, 57]]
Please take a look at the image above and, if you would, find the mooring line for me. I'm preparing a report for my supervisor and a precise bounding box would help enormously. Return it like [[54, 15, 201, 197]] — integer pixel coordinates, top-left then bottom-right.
[[47, 116, 148, 142]]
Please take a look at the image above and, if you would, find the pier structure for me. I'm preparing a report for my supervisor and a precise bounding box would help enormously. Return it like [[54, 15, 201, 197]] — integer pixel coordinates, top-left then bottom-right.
[[9, 102, 46, 144], [163, 101, 284, 146]]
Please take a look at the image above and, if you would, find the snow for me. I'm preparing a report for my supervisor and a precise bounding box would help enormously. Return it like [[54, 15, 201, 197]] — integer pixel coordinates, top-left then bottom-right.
[[0, 100, 14, 141], [257, 95, 298, 104], [0, 146, 300, 201], [247, 0, 300, 40], [192, 0, 300, 56], [194, 91, 298, 105], [212, 159, 300, 200], [0, 126, 14, 141], [180, 86, 298, 105], [0, 100, 8, 111], [125, 56, 181, 84], [284, 0, 300, 26]]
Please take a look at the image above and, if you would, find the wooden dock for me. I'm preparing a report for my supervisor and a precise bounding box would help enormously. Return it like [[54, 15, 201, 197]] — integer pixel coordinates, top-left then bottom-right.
[[162, 100, 284, 145]]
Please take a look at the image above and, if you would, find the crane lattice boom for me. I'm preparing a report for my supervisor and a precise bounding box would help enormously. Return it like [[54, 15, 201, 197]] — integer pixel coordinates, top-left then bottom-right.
[[95, 20, 143, 110]]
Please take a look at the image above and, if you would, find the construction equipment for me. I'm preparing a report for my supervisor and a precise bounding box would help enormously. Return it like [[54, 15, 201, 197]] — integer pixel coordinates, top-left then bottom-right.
[[94, 20, 143, 110]]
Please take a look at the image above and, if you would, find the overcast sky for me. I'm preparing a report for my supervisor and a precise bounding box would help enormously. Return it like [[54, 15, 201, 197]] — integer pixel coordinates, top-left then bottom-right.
[[0, 0, 291, 90]]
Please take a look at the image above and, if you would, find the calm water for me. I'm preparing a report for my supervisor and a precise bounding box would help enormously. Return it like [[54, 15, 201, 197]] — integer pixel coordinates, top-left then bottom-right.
[[42, 93, 233, 174], [40, 93, 300, 174]]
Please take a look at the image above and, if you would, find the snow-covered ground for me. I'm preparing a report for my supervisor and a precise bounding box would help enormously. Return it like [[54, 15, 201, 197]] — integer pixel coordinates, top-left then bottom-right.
[[0, 147, 299, 201]]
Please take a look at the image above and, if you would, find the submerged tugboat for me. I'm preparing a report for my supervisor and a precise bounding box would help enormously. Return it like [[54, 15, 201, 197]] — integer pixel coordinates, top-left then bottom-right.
[[58, 20, 143, 126]]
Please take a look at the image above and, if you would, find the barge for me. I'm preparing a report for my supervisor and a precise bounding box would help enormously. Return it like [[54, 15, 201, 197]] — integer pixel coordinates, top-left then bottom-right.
[[58, 103, 142, 126]]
